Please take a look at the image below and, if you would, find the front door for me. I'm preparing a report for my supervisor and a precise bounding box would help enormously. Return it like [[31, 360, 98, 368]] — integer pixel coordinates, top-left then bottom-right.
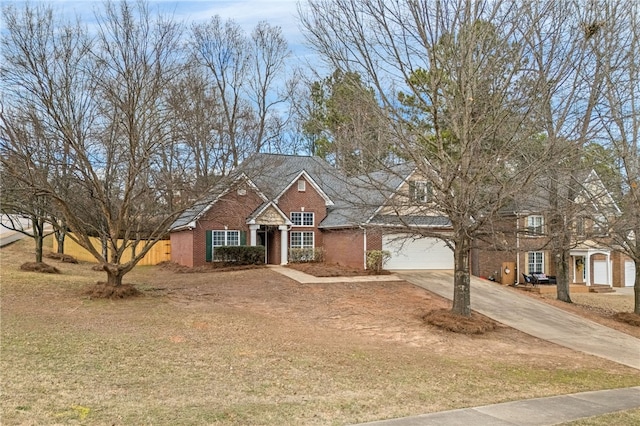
[[257, 230, 267, 264], [575, 256, 585, 284], [259, 226, 281, 265]]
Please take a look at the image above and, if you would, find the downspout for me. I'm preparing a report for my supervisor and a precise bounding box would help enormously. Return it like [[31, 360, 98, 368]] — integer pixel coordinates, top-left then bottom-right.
[[516, 213, 520, 284], [362, 226, 368, 270]]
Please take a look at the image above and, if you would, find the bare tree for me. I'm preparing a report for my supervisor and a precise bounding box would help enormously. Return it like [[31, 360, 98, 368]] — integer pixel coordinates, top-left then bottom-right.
[[1, 1, 192, 288], [0, 155, 55, 263], [518, 0, 614, 303], [596, 0, 640, 313], [189, 17, 291, 172], [300, 0, 548, 316], [165, 66, 228, 193]]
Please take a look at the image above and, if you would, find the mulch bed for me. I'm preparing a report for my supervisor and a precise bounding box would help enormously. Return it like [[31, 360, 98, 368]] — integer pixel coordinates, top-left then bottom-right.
[[423, 309, 498, 334], [156, 261, 266, 274], [19, 262, 61, 274], [84, 282, 141, 299], [286, 262, 391, 277]]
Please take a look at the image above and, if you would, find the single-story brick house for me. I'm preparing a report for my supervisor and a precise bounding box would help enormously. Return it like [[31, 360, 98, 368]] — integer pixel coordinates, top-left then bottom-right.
[[169, 154, 454, 270]]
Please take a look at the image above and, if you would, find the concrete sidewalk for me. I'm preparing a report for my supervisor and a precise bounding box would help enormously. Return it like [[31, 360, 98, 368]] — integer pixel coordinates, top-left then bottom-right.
[[397, 270, 640, 370], [268, 265, 404, 284], [355, 386, 640, 425]]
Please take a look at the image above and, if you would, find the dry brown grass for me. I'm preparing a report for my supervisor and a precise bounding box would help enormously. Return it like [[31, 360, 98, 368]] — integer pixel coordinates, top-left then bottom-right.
[[2, 238, 639, 425], [45, 252, 79, 263]]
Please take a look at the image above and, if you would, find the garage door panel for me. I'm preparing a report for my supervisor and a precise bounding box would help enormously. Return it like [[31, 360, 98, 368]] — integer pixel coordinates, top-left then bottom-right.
[[625, 261, 636, 287], [593, 260, 608, 285], [382, 234, 453, 270]]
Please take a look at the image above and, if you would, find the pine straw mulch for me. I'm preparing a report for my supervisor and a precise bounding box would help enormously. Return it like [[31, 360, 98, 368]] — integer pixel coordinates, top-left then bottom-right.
[[19, 262, 61, 274], [286, 262, 391, 277], [84, 282, 142, 299], [422, 309, 499, 334], [156, 261, 266, 274]]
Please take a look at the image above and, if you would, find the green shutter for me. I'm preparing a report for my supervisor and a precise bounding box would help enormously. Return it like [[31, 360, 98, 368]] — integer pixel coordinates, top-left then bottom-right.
[[240, 230, 247, 245], [205, 230, 212, 262]]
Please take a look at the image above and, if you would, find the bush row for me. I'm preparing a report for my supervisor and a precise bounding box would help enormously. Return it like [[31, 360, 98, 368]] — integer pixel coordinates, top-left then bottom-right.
[[214, 245, 265, 265]]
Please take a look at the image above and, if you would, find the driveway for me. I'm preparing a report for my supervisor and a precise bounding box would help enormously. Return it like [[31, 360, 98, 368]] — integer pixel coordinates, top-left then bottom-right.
[[396, 270, 640, 370]]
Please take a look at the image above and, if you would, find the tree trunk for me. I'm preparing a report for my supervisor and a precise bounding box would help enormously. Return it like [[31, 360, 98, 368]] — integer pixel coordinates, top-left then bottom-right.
[[104, 264, 124, 287], [452, 237, 471, 317], [34, 234, 43, 263], [32, 217, 44, 263], [55, 228, 65, 254], [554, 248, 572, 303]]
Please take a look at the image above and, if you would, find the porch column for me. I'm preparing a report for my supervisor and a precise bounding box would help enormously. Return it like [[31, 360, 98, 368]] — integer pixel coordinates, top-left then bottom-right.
[[249, 224, 260, 246], [585, 253, 591, 286], [279, 225, 289, 265]]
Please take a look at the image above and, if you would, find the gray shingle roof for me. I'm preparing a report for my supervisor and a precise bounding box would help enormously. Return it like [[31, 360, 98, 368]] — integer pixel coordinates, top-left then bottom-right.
[[369, 214, 452, 227], [170, 153, 427, 231]]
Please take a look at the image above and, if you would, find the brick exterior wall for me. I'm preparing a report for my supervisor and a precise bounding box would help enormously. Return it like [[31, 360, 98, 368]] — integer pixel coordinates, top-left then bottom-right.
[[323, 228, 365, 269], [170, 175, 333, 267], [365, 227, 383, 251], [277, 175, 328, 258], [195, 186, 265, 267], [611, 251, 629, 288], [170, 230, 194, 267]]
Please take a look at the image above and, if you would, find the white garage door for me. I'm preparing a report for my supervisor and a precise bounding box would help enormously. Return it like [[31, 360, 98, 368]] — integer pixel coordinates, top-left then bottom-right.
[[625, 261, 636, 287], [593, 260, 609, 285], [382, 234, 454, 270]]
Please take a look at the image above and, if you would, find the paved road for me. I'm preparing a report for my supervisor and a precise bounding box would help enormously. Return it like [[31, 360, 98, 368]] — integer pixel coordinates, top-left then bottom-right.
[[397, 270, 640, 370]]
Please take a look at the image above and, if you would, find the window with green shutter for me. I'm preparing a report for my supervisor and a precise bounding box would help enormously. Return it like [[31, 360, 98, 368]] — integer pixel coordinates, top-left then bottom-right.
[[207, 230, 242, 262]]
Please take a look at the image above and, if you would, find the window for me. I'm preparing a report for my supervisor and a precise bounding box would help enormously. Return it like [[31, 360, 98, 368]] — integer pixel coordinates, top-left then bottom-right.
[[291, 212, 314, 226], [592, 214, 607, 235], [527, 215, 544, 235], [207, 230, 242, 262], [290, 231, 314, 248], [409, 181, 432, 203], [298, 179, 306, 192], [528, 251, 544, 274], [212, 230, 240, 247]]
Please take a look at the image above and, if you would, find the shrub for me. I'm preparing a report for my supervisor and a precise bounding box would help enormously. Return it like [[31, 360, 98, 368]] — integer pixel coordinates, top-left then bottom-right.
[[214, 245, 265, 265], [289, 247, 324, 263], [366, 250, 391, 273]]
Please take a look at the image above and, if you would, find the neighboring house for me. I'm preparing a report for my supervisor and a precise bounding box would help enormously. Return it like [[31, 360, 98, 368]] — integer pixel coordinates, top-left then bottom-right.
[[169, 154, 453, 270], [473, 170, 635, 288]]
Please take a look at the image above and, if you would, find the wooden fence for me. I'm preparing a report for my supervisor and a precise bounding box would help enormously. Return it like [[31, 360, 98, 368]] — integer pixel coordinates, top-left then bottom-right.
[[53, 234, 171, 266]]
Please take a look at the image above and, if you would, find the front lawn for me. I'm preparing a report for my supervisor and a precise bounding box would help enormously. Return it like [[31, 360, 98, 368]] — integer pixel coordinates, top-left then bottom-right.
[[2, 238, 639, 425]]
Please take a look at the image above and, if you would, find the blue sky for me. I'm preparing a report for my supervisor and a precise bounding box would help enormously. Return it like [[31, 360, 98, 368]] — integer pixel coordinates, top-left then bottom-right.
[[2, 1, 309, 59]]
